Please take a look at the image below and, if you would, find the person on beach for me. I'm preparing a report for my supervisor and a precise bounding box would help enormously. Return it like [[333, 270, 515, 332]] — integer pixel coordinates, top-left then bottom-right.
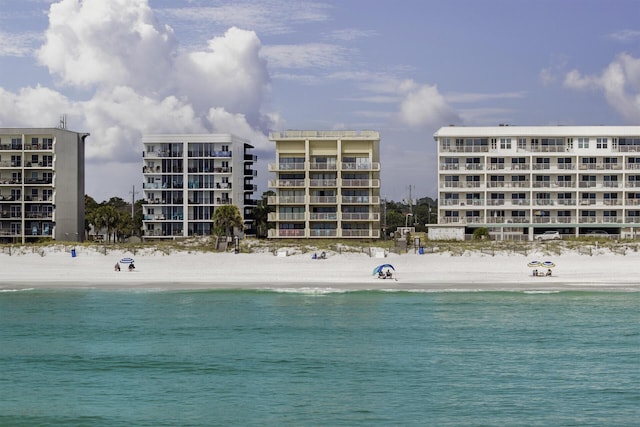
[[128, 263, 135, 271], [114, 262, 120, 271], [546, 269, 552, 277]]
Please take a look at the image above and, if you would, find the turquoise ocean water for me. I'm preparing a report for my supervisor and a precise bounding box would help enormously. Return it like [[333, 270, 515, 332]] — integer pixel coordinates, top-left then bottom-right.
[[0, 288, 638, 426]]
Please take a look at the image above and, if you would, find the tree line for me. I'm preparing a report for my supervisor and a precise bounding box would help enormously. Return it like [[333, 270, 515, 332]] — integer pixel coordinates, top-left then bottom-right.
[[85, 192, 437, 241]]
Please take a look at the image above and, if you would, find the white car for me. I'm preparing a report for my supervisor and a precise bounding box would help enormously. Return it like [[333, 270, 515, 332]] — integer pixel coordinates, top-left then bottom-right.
[[536, 231, 561, 241]]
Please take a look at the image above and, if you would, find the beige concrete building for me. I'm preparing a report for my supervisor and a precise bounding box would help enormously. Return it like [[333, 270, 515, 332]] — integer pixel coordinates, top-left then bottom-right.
[[434, 125, 640, 240], [0, 127, 88, 243], [268, 130, 381, 239]]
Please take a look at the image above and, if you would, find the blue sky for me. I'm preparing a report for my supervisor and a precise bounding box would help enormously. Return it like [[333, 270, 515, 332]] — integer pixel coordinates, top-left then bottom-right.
[[1, 0, 639, 203]]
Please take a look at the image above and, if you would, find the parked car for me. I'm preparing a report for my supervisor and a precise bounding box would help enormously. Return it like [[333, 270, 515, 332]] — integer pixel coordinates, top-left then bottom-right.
[[536, 231, 561, 241], [586, 230, 610, 238]]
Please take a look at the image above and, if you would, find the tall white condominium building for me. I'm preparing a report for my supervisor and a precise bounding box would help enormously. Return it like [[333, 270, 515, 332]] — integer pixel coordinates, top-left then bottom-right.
[[434, 125, 640, 240], [268, 130, 381, 239], [0, 127, 89, 243], [141, 134, 257, 239]]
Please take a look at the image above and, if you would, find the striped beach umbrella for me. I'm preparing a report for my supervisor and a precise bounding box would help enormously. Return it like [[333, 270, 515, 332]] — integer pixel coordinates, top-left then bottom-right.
[[119, 257, 135, 264]]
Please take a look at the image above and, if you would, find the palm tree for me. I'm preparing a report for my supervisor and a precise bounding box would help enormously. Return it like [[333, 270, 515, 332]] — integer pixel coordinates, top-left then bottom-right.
[[252, 191, 274, 238], [213, 205, 244, 237]]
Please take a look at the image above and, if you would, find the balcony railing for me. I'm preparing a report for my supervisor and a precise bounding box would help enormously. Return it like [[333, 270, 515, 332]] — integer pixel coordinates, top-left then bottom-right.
[[269, 212, 306, 221], [309, 162, 337, 170], [341, 212, 380, 221], [269, 229, 306, 238], [309, 229, 337, 237], [268, 196, 306, 204], [341, 229, 380, 238], [268, 179, 306, 187], [341, 162, 380, 171], [341, 196, 379, 204], [309, 196, 337, 204], [341, 179, 380, 188], [268, 163, 306, 171], [309, 179, 337, 187]]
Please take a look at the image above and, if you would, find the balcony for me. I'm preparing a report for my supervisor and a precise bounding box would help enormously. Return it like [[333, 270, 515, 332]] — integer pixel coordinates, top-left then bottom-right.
[[342, 212, 380, 221], [309, 162, 337, 170], [341, 162, 380, 171], [309, 212, 338, 221], [341, 229, 380, 238], [309, 196, 337, 204], [341, 179, 380, 188], [268, 196, 305, 204], [269, 212, 306, 221], [268, 163, 305, 171], [269, 179, 305, 188], [309, 229, 337, 237], [341, 196, 379, 204], [269, 229, 306, 238], [309, 179, 337, 187]]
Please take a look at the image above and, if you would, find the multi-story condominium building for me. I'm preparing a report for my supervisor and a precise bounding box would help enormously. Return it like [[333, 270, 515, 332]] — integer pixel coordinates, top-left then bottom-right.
[[434, 125, 640, 240], [0, 127, 88, 243], [141, 134, 257, 239], [268, 130, 381, 239]]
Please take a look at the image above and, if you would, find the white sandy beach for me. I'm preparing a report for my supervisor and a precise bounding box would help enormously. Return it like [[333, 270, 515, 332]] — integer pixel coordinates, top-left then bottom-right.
[[1, 245, 639, 292]]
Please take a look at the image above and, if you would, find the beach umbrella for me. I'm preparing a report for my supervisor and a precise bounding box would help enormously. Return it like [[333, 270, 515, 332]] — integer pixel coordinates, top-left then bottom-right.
[[119, 257, 135, 264], [527, 260, 542, 268], [542, 261, 556, 268], [372, 263, 395, 275]]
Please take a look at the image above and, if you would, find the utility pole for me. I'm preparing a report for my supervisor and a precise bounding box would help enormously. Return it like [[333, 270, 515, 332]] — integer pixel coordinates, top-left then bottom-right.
[[129, 185, 139, 238], [129, 185, 139, 219], [407, 184, 416, 225]]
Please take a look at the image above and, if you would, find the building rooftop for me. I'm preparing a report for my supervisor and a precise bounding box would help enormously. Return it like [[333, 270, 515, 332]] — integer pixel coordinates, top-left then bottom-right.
[[434, 125, 640, 139]]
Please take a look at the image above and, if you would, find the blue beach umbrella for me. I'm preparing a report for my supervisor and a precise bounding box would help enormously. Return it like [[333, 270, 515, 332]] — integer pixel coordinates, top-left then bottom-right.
[[527, 260, 541, 268], [372, 264, 395, 275], [542, 261, 556, 268], [119, 257, 135, 264]]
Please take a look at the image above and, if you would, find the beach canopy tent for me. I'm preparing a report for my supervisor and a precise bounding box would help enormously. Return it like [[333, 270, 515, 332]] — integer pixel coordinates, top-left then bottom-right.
[[372, 264, 395, 275]]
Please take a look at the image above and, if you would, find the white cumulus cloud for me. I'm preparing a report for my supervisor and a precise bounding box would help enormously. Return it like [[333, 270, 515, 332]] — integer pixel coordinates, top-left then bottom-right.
[[564, 53, 640, 122], [397, 80, 460, 128], [0, 0, 278, 200]]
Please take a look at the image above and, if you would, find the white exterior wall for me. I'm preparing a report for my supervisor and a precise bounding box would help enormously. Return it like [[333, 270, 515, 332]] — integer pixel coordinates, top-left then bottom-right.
[[434, 125, 640, 240], [141, 133, 254, 239]]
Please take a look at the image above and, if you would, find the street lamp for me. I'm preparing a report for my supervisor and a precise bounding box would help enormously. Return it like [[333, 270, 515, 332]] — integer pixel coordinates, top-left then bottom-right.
[[405, 213, 413, 228]]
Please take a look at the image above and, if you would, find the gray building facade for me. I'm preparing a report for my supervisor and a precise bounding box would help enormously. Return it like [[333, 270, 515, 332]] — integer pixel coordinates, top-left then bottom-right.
[[0, 127, 88, 243]]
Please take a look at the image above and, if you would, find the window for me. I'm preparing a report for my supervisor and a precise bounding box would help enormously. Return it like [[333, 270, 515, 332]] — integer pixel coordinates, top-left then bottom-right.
[[518, 138, 527, 149], [500, 138, 512, 149], [596, 138, 608, 149], [578, 137, 589, 149]]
